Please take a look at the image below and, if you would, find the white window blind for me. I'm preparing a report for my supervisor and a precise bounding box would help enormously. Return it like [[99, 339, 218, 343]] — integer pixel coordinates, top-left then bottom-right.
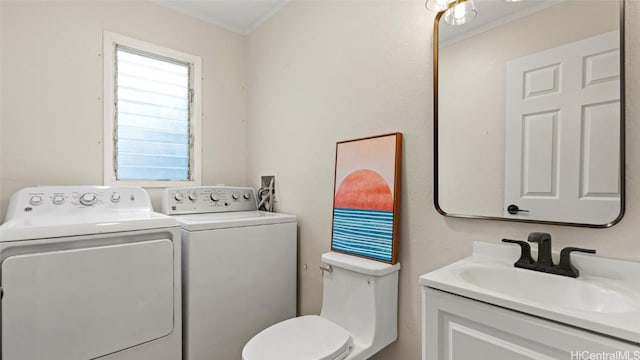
[[115, 46, 193, 181]]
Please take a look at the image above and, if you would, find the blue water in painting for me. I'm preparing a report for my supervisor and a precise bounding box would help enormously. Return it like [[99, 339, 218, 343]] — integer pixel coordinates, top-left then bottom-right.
[[332, 208, 394, 262]]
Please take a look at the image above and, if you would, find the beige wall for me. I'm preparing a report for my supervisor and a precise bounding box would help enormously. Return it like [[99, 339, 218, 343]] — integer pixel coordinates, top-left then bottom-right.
[[0, 0, 247, 216], [439, 1, 619, 217], [247, 1, 640, 359]]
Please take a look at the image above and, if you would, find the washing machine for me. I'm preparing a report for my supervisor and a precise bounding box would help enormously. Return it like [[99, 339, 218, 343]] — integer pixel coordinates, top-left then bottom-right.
[[0, 186, 181, 360], [161, 186, 297, 360]]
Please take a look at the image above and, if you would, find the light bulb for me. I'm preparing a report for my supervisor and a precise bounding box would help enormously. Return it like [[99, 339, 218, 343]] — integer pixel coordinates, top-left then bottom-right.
[[454, 3, 466, 19], [426, 0, 453, 12], [443, 0, 477, 26]]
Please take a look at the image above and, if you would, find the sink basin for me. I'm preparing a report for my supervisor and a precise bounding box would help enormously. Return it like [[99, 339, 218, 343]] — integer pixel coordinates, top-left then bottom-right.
[[456, 264, 639, 313], [419, 241, 640, 344]]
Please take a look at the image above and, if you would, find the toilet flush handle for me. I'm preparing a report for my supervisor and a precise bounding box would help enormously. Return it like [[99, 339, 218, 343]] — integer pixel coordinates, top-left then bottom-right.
[[319, 264, 332, 274]]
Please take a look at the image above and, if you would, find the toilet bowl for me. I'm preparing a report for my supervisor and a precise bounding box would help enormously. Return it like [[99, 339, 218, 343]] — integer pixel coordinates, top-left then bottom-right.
[[242, 251, 401, 360]]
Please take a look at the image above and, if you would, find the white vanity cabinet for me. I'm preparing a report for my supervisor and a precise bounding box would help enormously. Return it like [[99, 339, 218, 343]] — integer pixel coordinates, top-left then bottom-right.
[[420, 241, 640, 359], [422, 287, 640, 360]]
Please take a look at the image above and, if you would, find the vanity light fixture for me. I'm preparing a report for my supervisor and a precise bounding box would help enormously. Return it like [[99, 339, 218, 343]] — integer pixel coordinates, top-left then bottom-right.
[[426, 0, 477, 26]]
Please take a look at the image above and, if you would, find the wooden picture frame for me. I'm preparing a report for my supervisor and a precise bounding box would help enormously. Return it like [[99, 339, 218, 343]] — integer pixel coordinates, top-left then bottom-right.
[[331, 132, 402, 264]]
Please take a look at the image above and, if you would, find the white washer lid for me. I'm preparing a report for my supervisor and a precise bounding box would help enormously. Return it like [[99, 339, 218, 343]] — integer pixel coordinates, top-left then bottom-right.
[[172, 211, 296, 231], [243, 315, 352, 360]]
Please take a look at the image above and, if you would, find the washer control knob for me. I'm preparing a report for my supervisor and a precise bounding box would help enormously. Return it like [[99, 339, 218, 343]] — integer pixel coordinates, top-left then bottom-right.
[[29, 195, 43, 206], [79, 193, 98, 206], [188, 193, 197, 201], [232, 193, 239, 200], [52, 195, 65, 205], [174, 193, 184, 202], [111, 193, 121, 203], [210, 194, 220, 202], [243, 192, 251, 200]]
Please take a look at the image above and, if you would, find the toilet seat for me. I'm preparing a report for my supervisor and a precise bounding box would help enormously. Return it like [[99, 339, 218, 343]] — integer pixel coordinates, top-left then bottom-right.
[[242, 315, 352, 360]]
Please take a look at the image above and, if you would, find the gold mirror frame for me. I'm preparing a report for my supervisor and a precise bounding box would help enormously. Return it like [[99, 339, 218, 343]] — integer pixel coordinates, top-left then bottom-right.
[[432, 0, 626, 228]]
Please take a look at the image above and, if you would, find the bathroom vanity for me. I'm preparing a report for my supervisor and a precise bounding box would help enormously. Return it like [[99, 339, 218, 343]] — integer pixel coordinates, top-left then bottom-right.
[[420, 242, 640, 359]]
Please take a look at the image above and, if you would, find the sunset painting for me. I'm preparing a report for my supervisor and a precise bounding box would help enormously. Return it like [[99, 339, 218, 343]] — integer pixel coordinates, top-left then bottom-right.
[[332, 133, 402, 264]]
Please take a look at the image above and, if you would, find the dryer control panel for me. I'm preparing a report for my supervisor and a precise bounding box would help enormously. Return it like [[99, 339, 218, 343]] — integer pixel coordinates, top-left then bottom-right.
[[4, 186, 153, 221], [161, 186, 258, 215]]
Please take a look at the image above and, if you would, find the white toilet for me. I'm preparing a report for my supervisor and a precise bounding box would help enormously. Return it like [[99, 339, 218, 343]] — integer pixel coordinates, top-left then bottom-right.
[[242, 251, 401, 360]]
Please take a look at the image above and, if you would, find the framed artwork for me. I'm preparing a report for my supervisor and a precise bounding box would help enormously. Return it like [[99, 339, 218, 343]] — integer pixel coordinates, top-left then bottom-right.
[[331, 132, 402, 264]]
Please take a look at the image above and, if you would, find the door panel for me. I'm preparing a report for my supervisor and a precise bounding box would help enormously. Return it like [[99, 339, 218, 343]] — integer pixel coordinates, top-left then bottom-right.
[[449, 322, 554, 360], [581, 101, 620, 197], [522, 111, 558, 197], [2, 239, 174, 360]]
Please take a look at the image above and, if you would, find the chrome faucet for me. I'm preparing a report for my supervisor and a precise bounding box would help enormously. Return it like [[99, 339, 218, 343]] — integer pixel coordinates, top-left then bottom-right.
[[502, 233, 595, 278]]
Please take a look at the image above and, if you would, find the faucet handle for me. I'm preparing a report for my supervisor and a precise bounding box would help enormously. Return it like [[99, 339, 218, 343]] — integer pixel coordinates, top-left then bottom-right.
[[527, 232, 554, 267], [527, 232, 551, 244], [557, 247, 596, 278], [502, 239, 535, 268]]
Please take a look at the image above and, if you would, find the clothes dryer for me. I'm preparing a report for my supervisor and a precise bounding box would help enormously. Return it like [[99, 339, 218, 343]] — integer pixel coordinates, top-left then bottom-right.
[[0, 186, 181, 360]]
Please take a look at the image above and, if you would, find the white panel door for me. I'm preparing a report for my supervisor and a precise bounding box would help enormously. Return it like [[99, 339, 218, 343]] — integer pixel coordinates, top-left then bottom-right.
[[504, 31, 620, 224], [2, 239, 174, 360]]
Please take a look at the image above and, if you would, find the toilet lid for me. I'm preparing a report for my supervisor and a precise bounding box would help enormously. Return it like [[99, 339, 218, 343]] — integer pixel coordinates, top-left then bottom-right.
[[242, 315, 352, 360]]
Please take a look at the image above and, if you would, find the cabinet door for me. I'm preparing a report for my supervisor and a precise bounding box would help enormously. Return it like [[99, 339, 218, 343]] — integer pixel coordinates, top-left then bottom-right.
[[422, 287, 639, 360], [2, 239, 174, 360]]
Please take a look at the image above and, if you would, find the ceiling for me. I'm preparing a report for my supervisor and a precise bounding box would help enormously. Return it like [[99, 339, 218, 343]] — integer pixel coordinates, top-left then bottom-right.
[[155, 0, 558, 37], [153, 0, 288, 34]]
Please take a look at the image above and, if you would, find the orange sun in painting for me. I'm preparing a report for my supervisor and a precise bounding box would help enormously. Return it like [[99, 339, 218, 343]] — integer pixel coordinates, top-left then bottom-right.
[[335, 169, 393, 211]]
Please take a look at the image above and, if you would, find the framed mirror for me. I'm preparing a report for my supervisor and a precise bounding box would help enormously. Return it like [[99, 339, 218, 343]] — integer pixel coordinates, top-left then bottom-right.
[[434, 0, 625, 227]]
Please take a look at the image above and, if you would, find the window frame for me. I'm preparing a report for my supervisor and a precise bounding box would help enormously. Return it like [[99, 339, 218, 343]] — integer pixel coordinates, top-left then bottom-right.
[[103, 31, 202, 187]]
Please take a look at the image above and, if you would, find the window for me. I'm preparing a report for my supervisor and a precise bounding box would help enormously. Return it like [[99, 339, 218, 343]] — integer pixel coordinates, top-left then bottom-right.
[[103, 32, 201, 186]]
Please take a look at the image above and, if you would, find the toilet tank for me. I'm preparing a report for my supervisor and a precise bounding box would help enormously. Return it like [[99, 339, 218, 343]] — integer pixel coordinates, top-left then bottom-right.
[[319, 252, 400, 350]]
